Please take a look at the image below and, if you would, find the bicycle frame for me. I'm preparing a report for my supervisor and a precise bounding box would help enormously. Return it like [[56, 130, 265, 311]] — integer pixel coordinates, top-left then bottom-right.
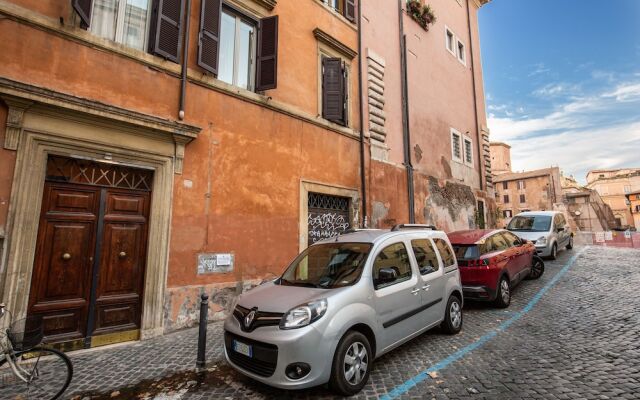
[[0, 305, 34, 384]]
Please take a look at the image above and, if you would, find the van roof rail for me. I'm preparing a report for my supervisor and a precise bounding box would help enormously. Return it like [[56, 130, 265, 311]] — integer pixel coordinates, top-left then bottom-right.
[[390, 224, 437, 232]]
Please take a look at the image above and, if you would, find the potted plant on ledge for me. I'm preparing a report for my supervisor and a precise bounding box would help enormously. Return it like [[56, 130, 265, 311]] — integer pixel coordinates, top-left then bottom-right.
[[407, 0, 437, 31]]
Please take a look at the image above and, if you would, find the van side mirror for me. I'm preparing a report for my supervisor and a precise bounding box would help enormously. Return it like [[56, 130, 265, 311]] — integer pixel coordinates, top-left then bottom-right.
[[557, 227, 565, 232], [377, 268, 398, 285]]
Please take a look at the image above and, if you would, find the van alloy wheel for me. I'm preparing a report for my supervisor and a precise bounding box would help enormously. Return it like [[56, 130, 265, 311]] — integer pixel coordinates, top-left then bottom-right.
[[450, 301, 462, 329], [344, 342, 368, 385]]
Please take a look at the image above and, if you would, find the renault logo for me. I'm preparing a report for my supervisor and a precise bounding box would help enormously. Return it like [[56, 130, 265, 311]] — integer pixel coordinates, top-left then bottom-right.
[[244, 309, 257, 329]]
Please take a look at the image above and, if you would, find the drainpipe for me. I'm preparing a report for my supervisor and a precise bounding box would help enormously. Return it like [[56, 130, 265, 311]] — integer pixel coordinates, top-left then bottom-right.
[[466, 0, 483, 191], [398, 0, 415, 223], [179, 0, 192, 120], [357, 0, 368, 227]]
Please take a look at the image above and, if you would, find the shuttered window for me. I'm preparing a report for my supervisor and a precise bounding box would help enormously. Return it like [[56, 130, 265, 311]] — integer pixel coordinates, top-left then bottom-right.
[[322, 0, 356, 23], [197, 0, 222, 74], [451, 130, 462, 161], [150, 0, 185, 63], [75, 0, 152, 51], [73, 0, 93, 27], [256, 16, 279, 91], [322, 57, 348, 125]]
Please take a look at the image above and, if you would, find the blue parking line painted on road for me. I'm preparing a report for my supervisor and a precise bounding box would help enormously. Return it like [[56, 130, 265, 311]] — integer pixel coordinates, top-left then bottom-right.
[[381, 248, 587, 400]]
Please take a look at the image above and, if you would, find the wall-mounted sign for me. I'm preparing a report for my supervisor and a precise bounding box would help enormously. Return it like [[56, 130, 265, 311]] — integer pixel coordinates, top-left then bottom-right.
[[197, 253, 234, 274], [595, 232, 605, 243], [624, 230, 632, 239], [605, 231, 613, 241]]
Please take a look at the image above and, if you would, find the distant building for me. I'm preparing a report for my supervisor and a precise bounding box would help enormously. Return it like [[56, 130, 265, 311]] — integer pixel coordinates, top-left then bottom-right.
[[493, 167, 562, 223], [489, 142, 512, 175], [626, 190, 640, 230], [586, 168, 640, 228], [562, 174, 616, 232]]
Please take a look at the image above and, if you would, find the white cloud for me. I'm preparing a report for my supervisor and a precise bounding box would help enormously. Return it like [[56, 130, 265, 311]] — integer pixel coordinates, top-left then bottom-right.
[[603, 82, 640, 102], [528, 63, 550, 77], [505, 122, 640, 183], [487, 77, 640, 182], [532, 83, 580, 97]]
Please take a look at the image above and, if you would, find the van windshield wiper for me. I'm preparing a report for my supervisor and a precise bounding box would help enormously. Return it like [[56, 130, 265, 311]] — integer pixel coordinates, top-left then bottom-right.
[[279, 279, 321, 288]]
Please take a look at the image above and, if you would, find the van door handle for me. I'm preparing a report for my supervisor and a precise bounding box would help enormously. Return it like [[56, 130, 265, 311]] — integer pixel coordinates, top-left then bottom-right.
[[411, 288, 420, 295], [422, 285, 430, 291]]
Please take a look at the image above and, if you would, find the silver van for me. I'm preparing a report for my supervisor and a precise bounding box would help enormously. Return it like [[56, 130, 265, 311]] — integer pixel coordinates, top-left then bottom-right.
[[507, 211, 573, 259], [223, 225, 463, 395]]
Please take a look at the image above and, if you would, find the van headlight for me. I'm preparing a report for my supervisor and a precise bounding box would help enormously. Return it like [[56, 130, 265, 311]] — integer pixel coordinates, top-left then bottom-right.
[[537, 236, 547, 245], [280, 299, 328, 330]]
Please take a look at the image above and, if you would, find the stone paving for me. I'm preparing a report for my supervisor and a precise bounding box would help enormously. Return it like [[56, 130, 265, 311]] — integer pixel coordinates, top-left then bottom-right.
[[4, 245, 639, 400]]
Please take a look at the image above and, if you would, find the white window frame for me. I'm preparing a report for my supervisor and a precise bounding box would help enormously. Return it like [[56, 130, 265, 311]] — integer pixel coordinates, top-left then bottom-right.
[[450, 128, 462, 163], [456, 38, 466, 65], [445, 26, 455, 55], [219, 7, 258, 91], [517, 180, 525, 190], [91, 0, 153, 50], [463, 134, 473, 165]]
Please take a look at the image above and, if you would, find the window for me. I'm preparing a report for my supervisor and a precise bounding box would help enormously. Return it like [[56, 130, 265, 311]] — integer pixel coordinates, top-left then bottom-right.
[[501, 232, 521, 247], [411, 239, 440, 275], [322, 56, 349, 126], [635, 205, 640, 212], [503, 210, 512, 218], [636, 195, 640, 200], [555, 214, 566, 229], [517, 180, 526, 190], [464, 137, 473, 165], [218, 8, 257, 90], [519, 194, 526, 203], [624, 185, 631, 194], [321, 0, 356, 22], [90, 0, 152, 51], [502, 181, 508, 190], [487, 234, 508, 252], [372, 243, 412, 289], [451, 129, 462, 162], [456, 39, 466, 64], [433, 239, 456, 268], [503, 194, 510, 203], [445, 27, 455, 54]]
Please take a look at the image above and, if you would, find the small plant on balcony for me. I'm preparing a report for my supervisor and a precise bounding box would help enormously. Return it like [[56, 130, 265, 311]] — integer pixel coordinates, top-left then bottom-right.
[[407, 0, 437, 31]]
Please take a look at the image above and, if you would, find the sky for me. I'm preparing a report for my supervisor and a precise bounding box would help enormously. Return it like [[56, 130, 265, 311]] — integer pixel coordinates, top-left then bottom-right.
[[478, 0, 640, 184]]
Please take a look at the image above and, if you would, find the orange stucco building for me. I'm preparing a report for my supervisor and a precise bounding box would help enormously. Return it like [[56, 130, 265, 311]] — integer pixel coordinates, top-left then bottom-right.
[[0, 0, 493, 348]]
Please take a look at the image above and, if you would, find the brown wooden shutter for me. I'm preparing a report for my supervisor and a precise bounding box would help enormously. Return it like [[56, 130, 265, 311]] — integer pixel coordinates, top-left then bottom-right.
[[322, 58, 346, 124], [197, 0, 222, 74], [73, 0, 93, 27], [151, 0, 185, 63], [256, 16, 279, 91], [344, 0, 356, 23]]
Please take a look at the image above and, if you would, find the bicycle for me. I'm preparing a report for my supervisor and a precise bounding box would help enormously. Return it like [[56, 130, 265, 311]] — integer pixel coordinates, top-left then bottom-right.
[[0, 303, 73, 400]]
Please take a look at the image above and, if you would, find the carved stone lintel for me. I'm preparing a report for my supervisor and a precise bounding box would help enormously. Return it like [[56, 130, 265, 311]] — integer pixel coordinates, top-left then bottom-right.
[[313, 28, 358, 60], [254, 0, 277, 10], [1, 96, 33, 150]]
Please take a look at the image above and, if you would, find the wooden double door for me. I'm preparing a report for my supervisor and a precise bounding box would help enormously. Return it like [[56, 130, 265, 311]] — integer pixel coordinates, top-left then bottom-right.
[[27, 179, 151, 349]]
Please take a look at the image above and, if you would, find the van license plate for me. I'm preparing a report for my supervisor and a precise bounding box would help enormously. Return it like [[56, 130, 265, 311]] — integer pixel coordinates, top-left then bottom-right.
[[233, 340, 252, 358]]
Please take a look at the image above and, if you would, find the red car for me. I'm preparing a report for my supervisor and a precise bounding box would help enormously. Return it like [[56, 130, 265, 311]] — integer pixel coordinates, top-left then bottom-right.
[[447, 229, 543, 308]]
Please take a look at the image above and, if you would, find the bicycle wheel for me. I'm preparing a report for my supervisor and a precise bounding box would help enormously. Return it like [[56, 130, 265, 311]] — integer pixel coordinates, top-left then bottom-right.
[[0, 346, 73, 400]]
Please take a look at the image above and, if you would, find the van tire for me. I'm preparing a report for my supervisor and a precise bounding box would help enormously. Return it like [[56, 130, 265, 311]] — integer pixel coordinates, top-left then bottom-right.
[[440, 295, 463, 334], [566, 235, 573, 250], [549, 243, 558, 260], [329, 331, 372, 396]]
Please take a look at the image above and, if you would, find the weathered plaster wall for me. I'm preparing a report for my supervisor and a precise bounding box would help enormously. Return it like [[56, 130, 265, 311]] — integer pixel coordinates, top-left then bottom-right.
[[0, 103, 14, 236], [0, 0, 361, 331]]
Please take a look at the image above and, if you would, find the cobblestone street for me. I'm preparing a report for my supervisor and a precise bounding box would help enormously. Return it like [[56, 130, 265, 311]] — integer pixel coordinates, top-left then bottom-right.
[[48, 246, 640, 399]]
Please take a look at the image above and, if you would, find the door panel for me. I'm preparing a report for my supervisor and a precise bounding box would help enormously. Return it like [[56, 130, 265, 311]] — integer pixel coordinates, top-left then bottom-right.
[[28, 168, 151, 347], [28, 183, 100, 343], [372, 241, 422, 350], [411, 239, 445, 326], [92, 189, 149, 336]]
